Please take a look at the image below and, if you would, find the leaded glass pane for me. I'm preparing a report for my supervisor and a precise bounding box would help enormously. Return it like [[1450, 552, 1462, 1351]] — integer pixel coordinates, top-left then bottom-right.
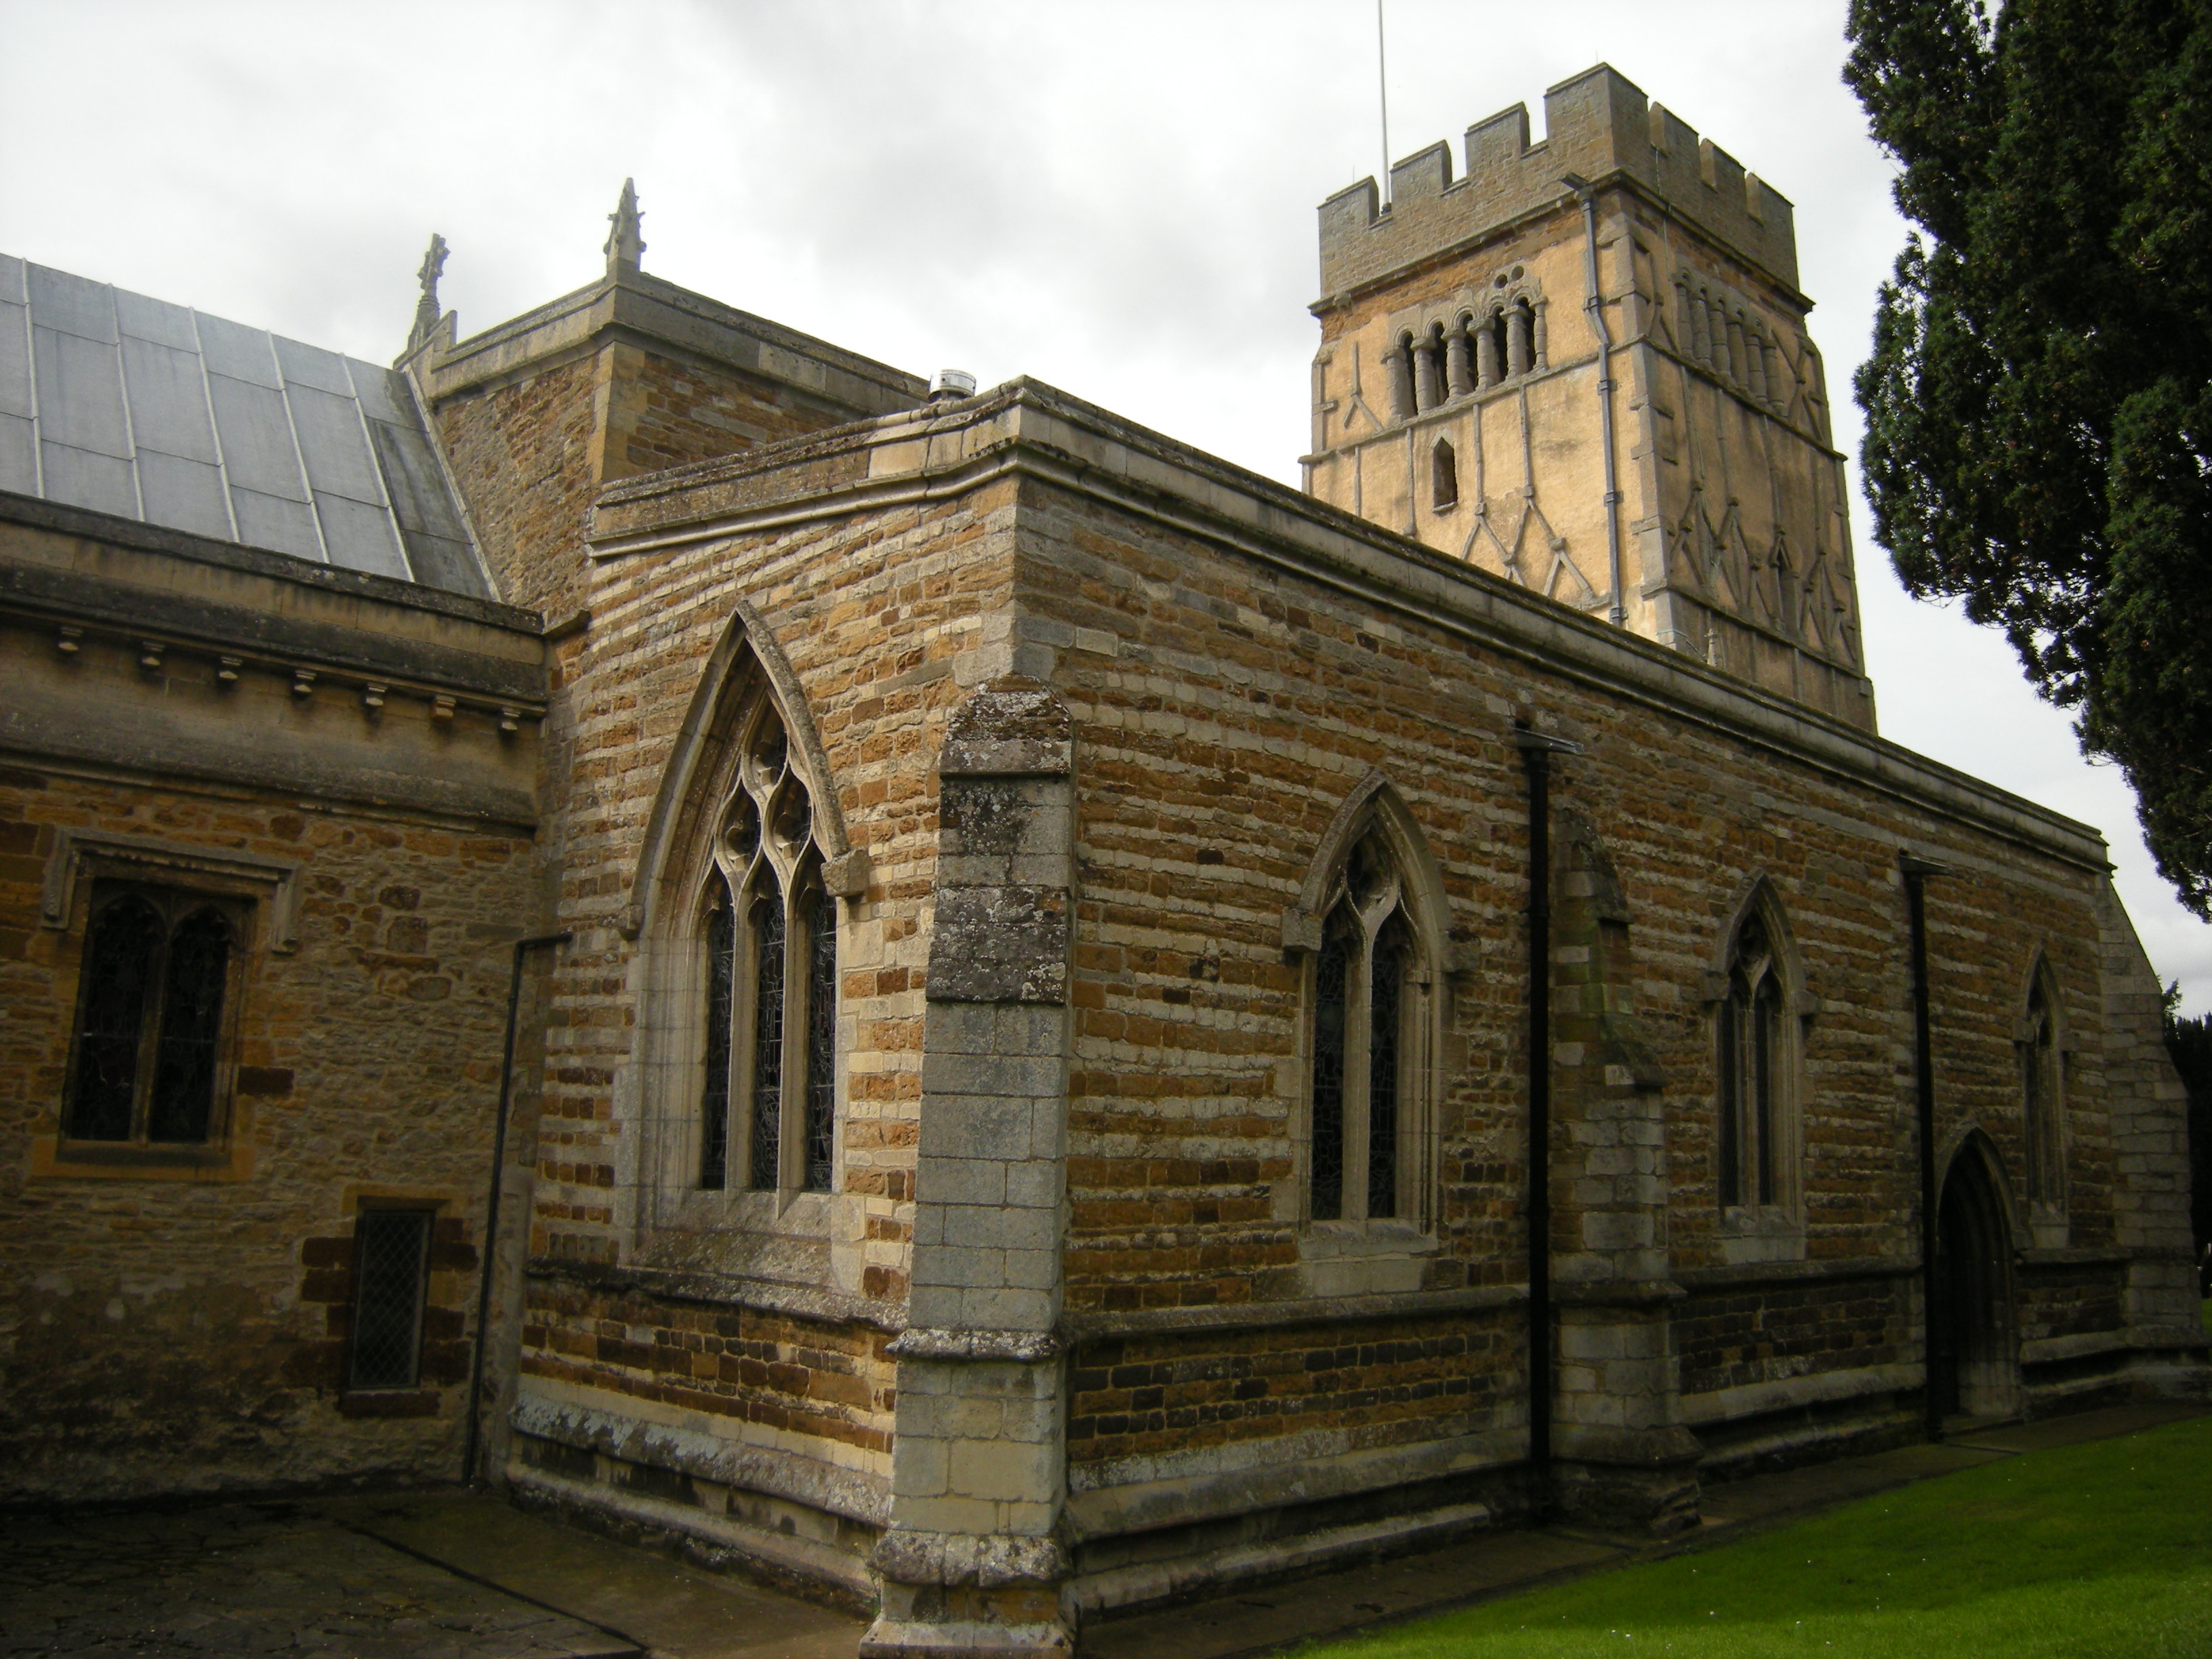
[[1310, 914, 1351, 1221], [349, 1209, 431, 1390], [804, 886, 837, 1193], [1367, 914, 1409, 1219], [747, 881, 786, 1191], [1753, 977, 1780, 1204], [69, 895, 162, 1141], [1716, 990, 1742, 1208], [148, 907, 229, 1143], [699, 878, 734, 1189]]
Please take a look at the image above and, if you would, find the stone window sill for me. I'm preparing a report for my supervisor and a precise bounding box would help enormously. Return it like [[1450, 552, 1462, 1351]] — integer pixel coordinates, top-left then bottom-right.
[[337, 1390, 439, 1419], [28, 1135, 253, 1183], [1296, 1219, 1438, 1296], [1715, 1206, 1804, 1265]]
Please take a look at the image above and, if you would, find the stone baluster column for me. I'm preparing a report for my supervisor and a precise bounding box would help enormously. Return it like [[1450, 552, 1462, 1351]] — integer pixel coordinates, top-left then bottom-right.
[[863, 677, 1077, 1659], [1507, 304, 1534, 378], [1444, 326, 1473, 400], [1412, 335, 1441, 411], [1384, 343, 1414, 423], [1475, 315, 1501, 390]]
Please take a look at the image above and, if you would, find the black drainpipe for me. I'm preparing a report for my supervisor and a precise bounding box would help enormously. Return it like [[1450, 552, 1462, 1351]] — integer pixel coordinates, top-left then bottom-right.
[[1900, 854, 1948, 1443], [465, 929, 573, 1487], [1516, 726, 1581, 1504]]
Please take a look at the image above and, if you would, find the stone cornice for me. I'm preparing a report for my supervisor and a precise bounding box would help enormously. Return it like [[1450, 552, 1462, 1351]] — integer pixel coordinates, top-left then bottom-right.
[[0, 489, 540, 636], [581, 380, 2110, 876], [415, 268, 926, 417]]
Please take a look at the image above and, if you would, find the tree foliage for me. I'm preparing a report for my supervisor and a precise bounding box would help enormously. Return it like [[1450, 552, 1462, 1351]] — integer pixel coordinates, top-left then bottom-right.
[[1846, 0, 2212, 916]]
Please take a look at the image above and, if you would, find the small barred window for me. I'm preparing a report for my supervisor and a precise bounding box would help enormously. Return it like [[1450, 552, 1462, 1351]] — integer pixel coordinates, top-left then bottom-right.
[[349, 1208, 433, 1391], [66, 884, 243, 1146]]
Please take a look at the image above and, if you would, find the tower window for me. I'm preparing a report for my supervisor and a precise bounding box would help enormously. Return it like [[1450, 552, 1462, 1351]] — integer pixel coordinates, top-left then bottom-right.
[[1431, 437, 1458, 511]]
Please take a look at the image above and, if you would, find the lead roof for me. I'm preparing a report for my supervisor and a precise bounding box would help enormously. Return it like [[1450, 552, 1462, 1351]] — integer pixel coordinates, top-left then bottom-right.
[[0, 253, 491, 599]]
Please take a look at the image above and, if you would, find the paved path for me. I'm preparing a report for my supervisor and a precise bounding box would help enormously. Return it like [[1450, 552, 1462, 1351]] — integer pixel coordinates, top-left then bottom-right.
[[1, 1401, 2198, 1658], [0, 1500, 638, 1658]]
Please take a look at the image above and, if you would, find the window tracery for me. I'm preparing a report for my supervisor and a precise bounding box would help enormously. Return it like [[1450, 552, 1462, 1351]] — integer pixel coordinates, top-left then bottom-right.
[[696, 702, 838, 1195], [1307, 828, 1426, 1223], [1715, 899, 1799, 1214]]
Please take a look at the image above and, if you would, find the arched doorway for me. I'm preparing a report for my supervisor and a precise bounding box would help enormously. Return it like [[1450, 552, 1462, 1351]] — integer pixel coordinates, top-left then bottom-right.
[[1930, 1139, 2020, 1422]]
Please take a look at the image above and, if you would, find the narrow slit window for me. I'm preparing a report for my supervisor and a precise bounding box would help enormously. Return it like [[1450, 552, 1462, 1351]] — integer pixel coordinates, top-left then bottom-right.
[[349, 1208, 433, 1391], [1310, 922, 1351, 1222], [804, 885, 838, 1193], [1366, 914, 1410, 1219], [2024, 976, 2062, 1202], [69, 895, 162, 1142], [699, 877, 735, 1189], [149, 908, 230, 1143], [1431, 438, 1458, 512], [748, 880, 786, 1190]]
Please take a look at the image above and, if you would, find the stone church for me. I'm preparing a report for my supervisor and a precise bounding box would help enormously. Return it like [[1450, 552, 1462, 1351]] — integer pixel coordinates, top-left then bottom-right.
[[1, 65, 2202, 1658]]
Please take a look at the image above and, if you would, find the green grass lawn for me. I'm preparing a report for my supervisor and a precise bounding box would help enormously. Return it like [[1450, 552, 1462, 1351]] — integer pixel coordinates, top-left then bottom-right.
[[1297, 1415, 2212, 1659]]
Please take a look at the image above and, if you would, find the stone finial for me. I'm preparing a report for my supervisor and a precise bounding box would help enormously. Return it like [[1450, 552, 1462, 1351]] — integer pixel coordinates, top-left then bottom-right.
[[409, 233, 448, 350], [604, 178, 645, 274]]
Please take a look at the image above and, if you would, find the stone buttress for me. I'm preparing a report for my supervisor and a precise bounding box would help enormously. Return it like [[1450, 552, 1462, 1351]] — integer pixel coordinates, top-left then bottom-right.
[[865, 678, 1078, 1658]]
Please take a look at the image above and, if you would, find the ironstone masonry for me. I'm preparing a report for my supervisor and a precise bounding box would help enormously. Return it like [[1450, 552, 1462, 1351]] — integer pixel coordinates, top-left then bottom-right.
[[0, 64, 2203, 1659]]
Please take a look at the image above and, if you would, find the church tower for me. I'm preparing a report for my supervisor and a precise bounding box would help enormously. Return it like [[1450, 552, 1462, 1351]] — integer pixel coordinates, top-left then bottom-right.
[[1305, 66, 1875, 730]]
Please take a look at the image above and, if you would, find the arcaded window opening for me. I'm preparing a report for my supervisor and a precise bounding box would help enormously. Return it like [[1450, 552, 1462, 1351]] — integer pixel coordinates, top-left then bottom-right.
[[695, 700, 838, 1196], [1307, 827, 1428, 1224], [64, 882, 245, 1147]]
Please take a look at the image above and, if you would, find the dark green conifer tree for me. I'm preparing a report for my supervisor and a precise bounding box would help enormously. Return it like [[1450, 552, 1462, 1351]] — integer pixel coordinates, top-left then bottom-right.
[[1846, 0, 2212, 915]]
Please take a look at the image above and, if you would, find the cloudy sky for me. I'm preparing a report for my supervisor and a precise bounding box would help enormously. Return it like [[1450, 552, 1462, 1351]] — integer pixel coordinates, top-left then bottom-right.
[[7, 0, 2207, 1010]]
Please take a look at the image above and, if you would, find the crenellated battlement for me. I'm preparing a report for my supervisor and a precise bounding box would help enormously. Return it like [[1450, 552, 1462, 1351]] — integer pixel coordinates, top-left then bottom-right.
[[1318, 64, 1799, 301]]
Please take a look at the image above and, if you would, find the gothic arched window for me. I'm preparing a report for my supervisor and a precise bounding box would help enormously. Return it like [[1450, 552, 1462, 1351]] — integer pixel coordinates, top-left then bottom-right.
[[1717, 909, 1786, 1209], [1308, 828, 1426, 1223], [66, 885, 239, 1145], [697, 703, 838, 1195], [2022, 970, 2063, 1205]]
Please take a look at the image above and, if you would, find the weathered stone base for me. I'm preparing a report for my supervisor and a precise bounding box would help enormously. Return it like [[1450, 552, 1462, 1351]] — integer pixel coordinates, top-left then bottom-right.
[[862, 1582, 1073, 1658], [505, 1456, 877, 1613], [1691, 1389, 1923, 1483], [1066, 1460, 1527, 1622], [1550, 1425, 1703, 1536]]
